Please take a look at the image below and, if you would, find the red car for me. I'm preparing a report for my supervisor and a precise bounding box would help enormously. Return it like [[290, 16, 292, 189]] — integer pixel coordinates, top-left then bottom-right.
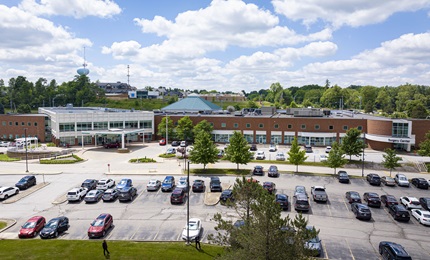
[[88, 213, 113, 238], [159, 139, 166, 146], [104, 142, 120, 149], [19, 216, 46, 238]]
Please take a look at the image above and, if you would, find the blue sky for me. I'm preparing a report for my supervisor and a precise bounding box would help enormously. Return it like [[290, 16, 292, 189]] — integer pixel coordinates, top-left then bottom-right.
[[1, 0, 430, 92]]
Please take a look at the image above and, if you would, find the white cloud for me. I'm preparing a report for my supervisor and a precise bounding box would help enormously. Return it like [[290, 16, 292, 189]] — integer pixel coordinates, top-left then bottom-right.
[[272, 0, 430, 28], [18, 0, 122, 18], [101, 41, 141, 59]]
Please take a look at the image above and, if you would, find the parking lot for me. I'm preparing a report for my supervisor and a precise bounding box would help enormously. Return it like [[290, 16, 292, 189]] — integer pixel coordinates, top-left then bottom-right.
[[1, 143, 430, 259]]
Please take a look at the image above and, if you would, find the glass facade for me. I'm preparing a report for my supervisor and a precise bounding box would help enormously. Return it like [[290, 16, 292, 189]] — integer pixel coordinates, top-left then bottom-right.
[[140, 120, 152, 129], [59, 123, 75, 132], [76, 122, 92, 131], [283, 135, 294, 145], [125, 121, 138, 129], [256, 134, 266, 144], [60, 136, 75, 145], [110, 121, 123, 128], [311, 137, 324, 146], [214, 134, 230, 143], [325, 137, 337, 146], [94, 122, 108, 129], [244, 134, 253, 144], [270, 135, 281, 144], [392, 122, 409, 137]]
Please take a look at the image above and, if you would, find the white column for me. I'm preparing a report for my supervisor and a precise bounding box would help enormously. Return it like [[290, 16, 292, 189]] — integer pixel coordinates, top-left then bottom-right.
[[121, 132, 125, 149]]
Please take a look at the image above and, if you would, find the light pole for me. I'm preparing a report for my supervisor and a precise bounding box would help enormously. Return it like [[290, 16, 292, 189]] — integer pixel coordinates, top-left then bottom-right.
[[186, 160, 190, 245], [24, 128, 28, 172], [165, 115, 168, 153], [361, 132, 366, 177]]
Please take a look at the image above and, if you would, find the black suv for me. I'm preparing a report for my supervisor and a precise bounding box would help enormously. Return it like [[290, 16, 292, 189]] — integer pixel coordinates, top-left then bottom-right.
[[366, 173, 381, 186], [268, 165, 279, 177], [15, 175, 36, 190], [81, 179, 97, 190], [219, 189, 234, 204], [275, 194, 289, 210], [337, 171, 350, 183], [170, 188, 186, 204], [388, 204, 410, 222], [411, 178, 429, 189], [420, 197, 430, 210], [210, 177, 222, 192], [252, 166, 264, 176], [363, 192, 381, 208], [118, 186, 137, 202], [379, 241, 412, 260]]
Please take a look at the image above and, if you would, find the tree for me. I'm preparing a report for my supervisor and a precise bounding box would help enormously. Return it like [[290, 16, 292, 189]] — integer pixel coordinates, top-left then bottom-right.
[[175, 116, 194, 141], [418, 131, 430, 156], [157, 116, 175, 139], [224, 131, 253, 170], [325, 142, 347, 175], [208, 177, 318, 259], [382, 148, 402, 177], [341, 128, 363, 160], [0, 103, 4, 114], [193, 120, 214, 136], [17, 104, 31, 113], [287, 137, 308, 173], [188, 131, 219, 169]]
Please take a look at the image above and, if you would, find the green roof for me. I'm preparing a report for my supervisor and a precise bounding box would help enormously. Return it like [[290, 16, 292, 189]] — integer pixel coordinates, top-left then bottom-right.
[[162, 95, 222, 111]]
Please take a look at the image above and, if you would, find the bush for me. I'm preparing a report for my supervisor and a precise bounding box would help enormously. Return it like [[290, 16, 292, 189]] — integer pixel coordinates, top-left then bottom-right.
[[159, 154, 176, 158], [40, 154, 83, 164], [129, 157, 156, 163]]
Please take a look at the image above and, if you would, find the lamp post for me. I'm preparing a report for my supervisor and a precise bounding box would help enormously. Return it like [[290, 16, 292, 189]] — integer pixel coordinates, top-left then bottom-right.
[[24, 128, 28, 172], [186, 160, 190, 245], [165, 115, 168, 153], [361, 132, 366, 177]]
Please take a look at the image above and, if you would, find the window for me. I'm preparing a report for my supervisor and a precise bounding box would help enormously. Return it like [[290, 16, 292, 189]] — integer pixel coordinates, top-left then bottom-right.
[[141, 120, 152, 129], [76, 122, 92, 131], [246, 123, 251, 128], [314, 125, 320, 130], [274, 124, 279, 129], [343, 125, 348, 130], [259, 123, 264, 128], [1, 121, 5, 126], [233, 123, 238, 128], [9, 122, 12, 126], [287, 124, 292, 129], [301, 124, 306, 129], [21, 122, 25, 126], [27, 122, 31, 126], [357, 126, 363, 131], [94, 122, 108, 129], [125, 121, 138, 129], [109, 121, 123, 128], [209, 122, 214, 127], [329, 125, 334, 130], [221, 123, 226, 128], [34, 122, 38, 126], [15, 122, 18, 126], [59, 123, 75, 132], [392, 122, 409, 137]]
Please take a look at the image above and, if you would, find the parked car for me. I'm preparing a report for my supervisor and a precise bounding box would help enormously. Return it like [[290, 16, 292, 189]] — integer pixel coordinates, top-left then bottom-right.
[[159, 138, 166, 146], [255, 151, 265, 160], [0, 186, 19, 200], [161, 176, 175, 192], [177, 177, 189, 191], [118, 186, 137, 202], [380, 195, 399, 207], [379, 241, 412, 260], [146, 179, 161, 191], [294, 185, 308, 198], [249, 144, 257, 151], [84, 189, 104, 203], [311, 186, 328, 202], [381, 176, 396, 186], [252, 165, 264, 176], [219, 189, 234, 204], [269, 144, 277, 152], [304, 145, 313, 153], [104, 142, 119, 148], [395, 173, 410, 187], [275, 194, 289, 210], [180, 140, 188, 147], [337, 171, 350, 183], [181, 218, 202, 241], [170, 188, 187, 204], [351, 203, 372, 220], [411, 209, 430, 226], [0, 141, 10, 147], [67, 187, 87, 202], [305, 226, 322, 257], [81, 179, 97, 191], [363, 192, 381, 207], [217, 149, 224, 158], [40, 216, 69, 239], [192, 179, 205, 193], [97, 178, 115, 190], [400, 196, 422, 210], [19, 216, 46, 238], [102, 189, 119, 202], [210, 176, 222, 192], [419, 197, 430, 210], [116, 178, 133, 190], [166, 147, 176, 154], [294, 194, 310, 212], [345, 191, 362, 204], [171, 141, 180, 147], [88, 213, 113, 238], [275, 152, 285, 161], [325, 146, 332, 153], [15, 175, 36, 190], [366, 173, 381, 186], [411, 177, 429, 189], [263, 182, 276, 194], [268, 165, 279, 177], [388, 205, 410, 222]]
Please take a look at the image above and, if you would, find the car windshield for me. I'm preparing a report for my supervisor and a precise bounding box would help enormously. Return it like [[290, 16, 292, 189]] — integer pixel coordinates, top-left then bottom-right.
[[277, 196, 287, 201], [399, 176, 407, 181], [164, 180, 172, 184], [340, 173, 347, 177], [308, 236, 319, 243], [296, 187, 305, 193], [98, 180, 106, 185], [179, 181, 186, 185], [119, 180, 127, 185], [45, 221, 58, 228], [87, 191, 96, 196], [104, 190, 113, 194], [187, 222, 198, 230], [92, 220, 104, 227], [149, 181, 156, 185], [22, 222, 36, 228], [350, 193, 359, 198], [19, 178, 27, 182]]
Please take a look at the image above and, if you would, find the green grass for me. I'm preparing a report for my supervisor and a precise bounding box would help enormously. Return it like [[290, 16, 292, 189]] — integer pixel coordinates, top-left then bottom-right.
[[40, 154, 83, 164], [190, 168, 250, 175], [158, 154, 176, 158], [129, 157, 157, 163], [0, 154, 20, 162], [0, 240, 223, 260], [0, 221, 6, 230]]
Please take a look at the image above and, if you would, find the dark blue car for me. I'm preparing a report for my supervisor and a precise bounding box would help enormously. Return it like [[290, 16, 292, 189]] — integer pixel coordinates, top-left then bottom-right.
[[116, 178, 132, 190], [162, 176, 175, 192]]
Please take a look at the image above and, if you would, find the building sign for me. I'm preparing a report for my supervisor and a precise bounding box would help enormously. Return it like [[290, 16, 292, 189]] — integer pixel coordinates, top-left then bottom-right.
[[388, 138, 410, 143]]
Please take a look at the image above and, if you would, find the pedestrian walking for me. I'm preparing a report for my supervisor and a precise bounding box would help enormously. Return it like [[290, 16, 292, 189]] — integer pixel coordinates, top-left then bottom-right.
[[102, 240, 110, 256], [195, 236, 201, 250]]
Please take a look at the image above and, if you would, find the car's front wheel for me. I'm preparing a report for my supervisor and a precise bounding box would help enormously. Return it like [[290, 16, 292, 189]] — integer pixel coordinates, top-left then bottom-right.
[[54, 231, 58, 238]]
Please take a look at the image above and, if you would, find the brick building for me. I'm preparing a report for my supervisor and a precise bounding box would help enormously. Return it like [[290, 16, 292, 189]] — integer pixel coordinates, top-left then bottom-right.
[[0, 114, 48, 142]]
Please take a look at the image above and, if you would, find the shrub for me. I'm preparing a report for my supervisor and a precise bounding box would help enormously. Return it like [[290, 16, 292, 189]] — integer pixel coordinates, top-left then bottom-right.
[[129, 157, 156, 163]]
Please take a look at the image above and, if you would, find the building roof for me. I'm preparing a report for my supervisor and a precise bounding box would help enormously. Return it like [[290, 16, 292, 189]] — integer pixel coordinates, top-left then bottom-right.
[[161, 95, 221, 112]]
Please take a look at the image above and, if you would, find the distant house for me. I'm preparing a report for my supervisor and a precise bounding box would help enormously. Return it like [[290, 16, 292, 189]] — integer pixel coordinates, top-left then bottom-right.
[[97, 82, 136, 94], [199, 93, 246, 102]]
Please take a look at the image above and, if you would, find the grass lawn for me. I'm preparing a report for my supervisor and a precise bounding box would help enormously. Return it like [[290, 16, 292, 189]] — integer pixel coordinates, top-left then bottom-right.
[[0, 154, 20, 162], [0, 221, 7, 229], [0, 240, 224, 260], [190, 168, 250, 175]]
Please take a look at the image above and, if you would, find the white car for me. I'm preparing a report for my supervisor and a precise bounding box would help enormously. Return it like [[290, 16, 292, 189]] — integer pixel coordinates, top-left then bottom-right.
[[319, 154, 327, 162], [67, 187, 87, 202], [411, 209, 430, 226], [0, 186, 19, 199], [166, 147, 176, 154], [400, 196, 422, 210], [256, 151, 265, 160], [395, 174, 410, 187], [0, 141, 10, 147], [96, 179, 115, 190], [275, 152, 285, 161], [147, 179, 161, 191], [177, 177, 189, 191], [181, 218, 202, 241], [269, 144, 277, 152], [325, 146, 331, 153]]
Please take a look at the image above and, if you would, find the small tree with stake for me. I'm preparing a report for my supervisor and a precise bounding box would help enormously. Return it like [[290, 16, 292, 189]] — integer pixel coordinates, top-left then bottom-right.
[[287, 137, 308, 173], [188, 131, 219, 169], [224, 131, 253, 170], [325, 142, 348, 175], [382, 148, 402, 177]]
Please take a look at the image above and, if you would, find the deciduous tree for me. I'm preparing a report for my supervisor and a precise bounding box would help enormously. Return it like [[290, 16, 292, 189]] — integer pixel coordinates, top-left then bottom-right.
[[188, 131, 218, 169], [224, 131, 252, 170], [175, 116, 194, 141], [382, 148, 402, 177], [341, 128, 363, 160], [325, 142, 347, 175], [287, 137, 308, 173]]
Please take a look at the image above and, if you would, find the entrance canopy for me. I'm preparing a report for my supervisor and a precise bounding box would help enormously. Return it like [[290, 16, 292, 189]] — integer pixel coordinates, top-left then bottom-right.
[[81, 128, 152, 149]]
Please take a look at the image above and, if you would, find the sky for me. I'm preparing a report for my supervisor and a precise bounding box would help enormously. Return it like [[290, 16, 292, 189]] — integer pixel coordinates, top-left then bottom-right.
[[1, 0, 430, 93]]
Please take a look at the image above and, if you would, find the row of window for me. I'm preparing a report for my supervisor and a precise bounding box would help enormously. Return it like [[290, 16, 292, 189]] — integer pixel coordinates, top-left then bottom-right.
[[3, 134, 37, 140], [217, 122, 362, 131], [59, 121, 152, 132], [2, 121, 38, 127], [213, 133, 345, 145]]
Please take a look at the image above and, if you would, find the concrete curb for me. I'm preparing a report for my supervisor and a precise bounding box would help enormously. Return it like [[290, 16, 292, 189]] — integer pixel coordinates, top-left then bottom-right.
[[52, 194, 68, 205], [0, 171, 63, 175], [0, 218, 17, 234], [2, 182, 50, 204]]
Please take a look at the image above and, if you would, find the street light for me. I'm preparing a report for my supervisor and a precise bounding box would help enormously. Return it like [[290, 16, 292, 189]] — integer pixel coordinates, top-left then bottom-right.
[[186, 160, 190, 245], [165, 115, 168, 153], [361, 132, 366, 177], [24, 128, 28, 172]]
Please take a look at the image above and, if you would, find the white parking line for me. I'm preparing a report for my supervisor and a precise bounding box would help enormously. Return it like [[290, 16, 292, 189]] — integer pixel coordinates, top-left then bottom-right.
[[345, 238, 355, 260], [322, 239, 329, 259], [327, 203, 333, 217]]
